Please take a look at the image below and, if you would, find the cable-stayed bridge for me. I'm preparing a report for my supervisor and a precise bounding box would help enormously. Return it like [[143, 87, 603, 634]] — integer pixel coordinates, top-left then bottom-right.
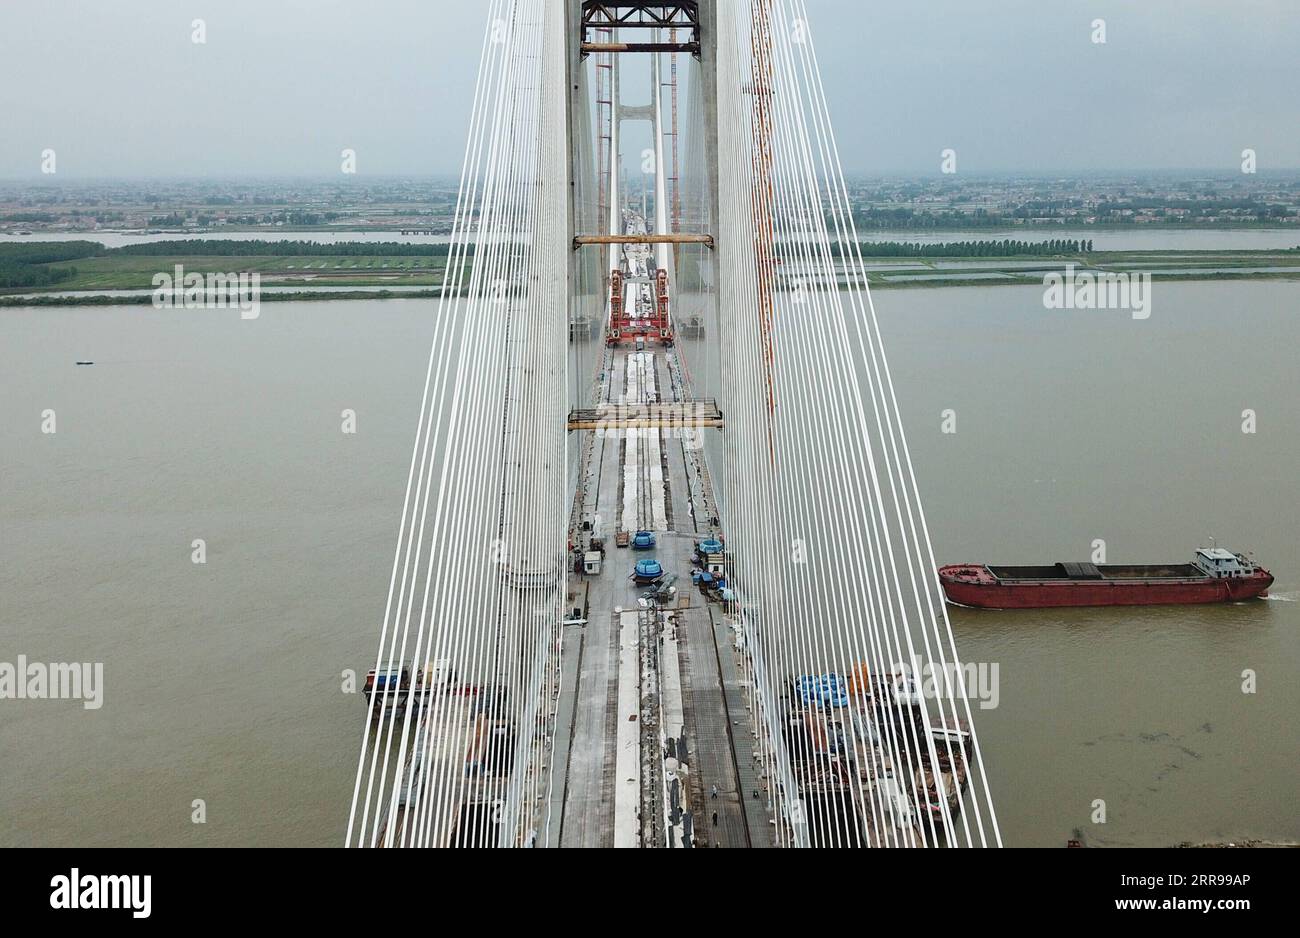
[[347, 0, 1001, 849]]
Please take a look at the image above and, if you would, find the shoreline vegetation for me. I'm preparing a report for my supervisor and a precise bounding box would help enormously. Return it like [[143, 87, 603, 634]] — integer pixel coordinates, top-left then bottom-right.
[[2, 238, 1298, 307], [8, 220, 1300, 235]]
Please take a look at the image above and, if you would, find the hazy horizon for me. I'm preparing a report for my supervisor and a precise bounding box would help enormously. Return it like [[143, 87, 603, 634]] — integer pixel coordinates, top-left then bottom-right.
[[2, 0, 1298, 178], [4, 168, 1300, 186]]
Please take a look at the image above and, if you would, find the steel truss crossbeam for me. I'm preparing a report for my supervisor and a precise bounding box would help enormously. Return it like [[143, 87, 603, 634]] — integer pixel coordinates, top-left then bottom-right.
[[574, 233, 713, 248], [566, 400, 724, 431], [580, 2, 701, 56]]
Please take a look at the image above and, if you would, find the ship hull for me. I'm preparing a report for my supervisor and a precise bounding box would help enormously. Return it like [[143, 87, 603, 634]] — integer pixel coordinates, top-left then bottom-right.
[[939, 565, 1273, 609]]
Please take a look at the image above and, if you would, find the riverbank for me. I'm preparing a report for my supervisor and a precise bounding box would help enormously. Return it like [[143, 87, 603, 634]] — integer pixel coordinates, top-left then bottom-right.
[[4, 251, 1298, 306], [0, 288, 446, 307], [6, 221, 1300, 238]]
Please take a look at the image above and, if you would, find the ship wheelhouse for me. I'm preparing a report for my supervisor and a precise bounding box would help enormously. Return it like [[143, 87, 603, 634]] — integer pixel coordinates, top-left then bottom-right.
[[1193, 548, 1254, 579]]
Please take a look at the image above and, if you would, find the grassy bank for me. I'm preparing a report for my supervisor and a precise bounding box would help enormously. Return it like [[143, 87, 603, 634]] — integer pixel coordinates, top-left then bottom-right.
[[2, 239, 1298, 306], [1, 289, 448, 308], [49, 254, 449, 290]]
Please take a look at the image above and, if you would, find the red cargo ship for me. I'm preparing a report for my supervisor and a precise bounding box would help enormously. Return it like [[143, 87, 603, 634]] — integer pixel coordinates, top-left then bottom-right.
[[940, 548, 1273, 609]]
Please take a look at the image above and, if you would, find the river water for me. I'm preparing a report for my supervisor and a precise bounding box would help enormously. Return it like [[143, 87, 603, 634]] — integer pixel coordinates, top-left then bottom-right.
[[1, 281, 1296, 847]]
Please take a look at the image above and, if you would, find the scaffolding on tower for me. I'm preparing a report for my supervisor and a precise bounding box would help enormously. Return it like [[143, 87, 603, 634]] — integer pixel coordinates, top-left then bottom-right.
[[750, 0, 779, 456]]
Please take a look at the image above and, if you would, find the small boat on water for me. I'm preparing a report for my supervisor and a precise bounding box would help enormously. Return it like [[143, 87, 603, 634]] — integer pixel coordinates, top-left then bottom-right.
[[940, 548, 1273, 609], [915, 758, 965, 820], [781, 667, 976, 829]]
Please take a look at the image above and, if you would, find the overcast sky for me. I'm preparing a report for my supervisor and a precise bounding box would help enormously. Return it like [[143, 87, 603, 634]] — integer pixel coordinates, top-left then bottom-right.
[[2, 0, 1297, 178]]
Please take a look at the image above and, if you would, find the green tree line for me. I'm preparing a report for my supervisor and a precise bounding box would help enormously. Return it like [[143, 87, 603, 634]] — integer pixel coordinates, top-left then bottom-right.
[[833, 239, 1094, 257], [1, 239, 477, 289], [111, 239, 461, 257], [0, 241, 101, 288]]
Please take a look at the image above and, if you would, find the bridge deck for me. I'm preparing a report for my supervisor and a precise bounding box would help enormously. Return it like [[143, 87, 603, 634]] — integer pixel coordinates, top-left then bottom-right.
[[557, 600, 617, 848], [680, 602, 749, 847], [552, 333, 772, 847]]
